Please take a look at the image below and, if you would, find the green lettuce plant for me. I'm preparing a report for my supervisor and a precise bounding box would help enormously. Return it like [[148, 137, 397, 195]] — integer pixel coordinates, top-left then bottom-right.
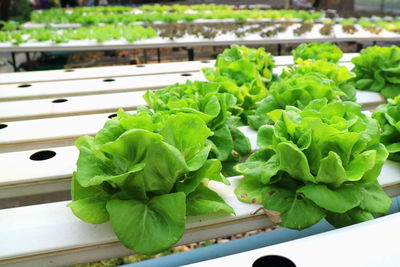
[[202, 45, 276, 123], [235, 99, 391, 229], [248, 72, 349, 129], [281, 59, 356, 101], [0, 20, 19, 31], [69, 109, 233, 255], [372, 96, 400, 161], [292, 42, 343, 63], [29, 6, 322, 25], [351, 45, 400, 99], [357, 18, 381, 34], [340, 18, 358, 34], [143, 80, 251, 175], [1, 24, 157, 45]]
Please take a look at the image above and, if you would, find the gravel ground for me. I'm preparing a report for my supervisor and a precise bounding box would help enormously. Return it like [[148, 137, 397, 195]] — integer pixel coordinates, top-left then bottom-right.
[[71, 226, 280, 267]]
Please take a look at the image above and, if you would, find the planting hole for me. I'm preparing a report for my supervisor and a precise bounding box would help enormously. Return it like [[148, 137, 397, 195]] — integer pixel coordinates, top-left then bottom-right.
[[64, 69, 74, 72], [52, 98, 68, 103], [181, 73, 192, 76], [253, 255, 296, 267], [268, 190, 276, 196], [296, 194, 305, 200], [103, 78, 115, 82], [136, 64, 145, 67], [108, 113, 117, 119], [0, 124, 8, 129], [201, 60, 211, 63], [29, 150, 56, 161], [18, 84, 31, 88]]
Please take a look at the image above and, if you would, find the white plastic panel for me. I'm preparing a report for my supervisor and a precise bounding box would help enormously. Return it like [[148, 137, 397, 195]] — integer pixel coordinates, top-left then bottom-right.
[[1, 163, 400, 267], [0, 28, 333, 52], [0, 177, 271, 267], [1, 125, 399, 198], [0, 23, 398, 53], [0, 62, 375, 123], [0, 127, 252, 191], [0, 113, 112, 153], [0, 54, 357, 85], [334, 24, 400, 42], [0, 85, 381, 122], [0, 72, 204, 101], [0, 89, 383, 153], [0, 60, 215, 84], [0, 91, 145, 121], [0, 24, 325, 53], [184, 212, 400, 267]]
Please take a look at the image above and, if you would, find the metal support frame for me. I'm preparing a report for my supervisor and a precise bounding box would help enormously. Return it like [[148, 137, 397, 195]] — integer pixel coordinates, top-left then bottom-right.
[[187, 48, 194, 61], [10, 52, 17, 72], [181, 47, 195, 61], [277, 44, 282, 56], [143, 49, 147, 63], [356, 42, 364, 52], [25, 52, 31, 70]]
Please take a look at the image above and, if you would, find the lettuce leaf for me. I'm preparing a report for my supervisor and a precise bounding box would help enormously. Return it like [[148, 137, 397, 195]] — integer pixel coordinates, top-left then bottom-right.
[[351, 46, 400, 99], [291, 42, 343, 63], [236, 99, 391, 229], [69, 111, 233, 254], [372, 96, 400, 161]]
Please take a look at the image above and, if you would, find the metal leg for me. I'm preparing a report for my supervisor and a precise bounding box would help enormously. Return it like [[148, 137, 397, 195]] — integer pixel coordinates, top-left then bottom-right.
[[187, 48, 194, 61], [356, 43, 364, 52], [11, 52, 17, 72], [157, 48, 161, 63], [144, 49, 149, 63], [25, 52, 31, 70], [277, 44, 282, 56]]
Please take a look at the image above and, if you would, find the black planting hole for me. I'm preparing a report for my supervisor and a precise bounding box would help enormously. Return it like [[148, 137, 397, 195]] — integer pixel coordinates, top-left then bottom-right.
[[29, 150, 56, 161], [0, 123, 8, 129], [108, 113, 117, 119], [253, 255, 296, 267], [181, 73, 192, 76], [52, 98, 68, 103], [201, 60, 211, 63], [103, 78, 116, 82], [18, 84, 31, 88], [135, 64, 145, 67], [64, 69, 74, 72]]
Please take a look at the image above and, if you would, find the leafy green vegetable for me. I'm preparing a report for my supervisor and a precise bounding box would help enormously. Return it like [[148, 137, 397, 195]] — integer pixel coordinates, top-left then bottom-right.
[[202, 45, 275, 109], [372, 96, 400, 161], [351, 46, 400, 99], [143, 80, 251, 175], [69, 110, 233, 254], [29, 6, 322, 25], [0, 24, 157, 44], [248, 72, 346, 130], [281, 59, 356, 101], [202, 45, 276, 124], [235, 99, 391, 229], [292, 42, 343, 63]]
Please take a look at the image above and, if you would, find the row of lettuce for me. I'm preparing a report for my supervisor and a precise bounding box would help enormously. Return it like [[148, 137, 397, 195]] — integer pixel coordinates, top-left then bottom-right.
[[1, 20, 400, 45], [0, 24, 157, 44], [30, 6, 322, 25], [69, 43, 400, 255]]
